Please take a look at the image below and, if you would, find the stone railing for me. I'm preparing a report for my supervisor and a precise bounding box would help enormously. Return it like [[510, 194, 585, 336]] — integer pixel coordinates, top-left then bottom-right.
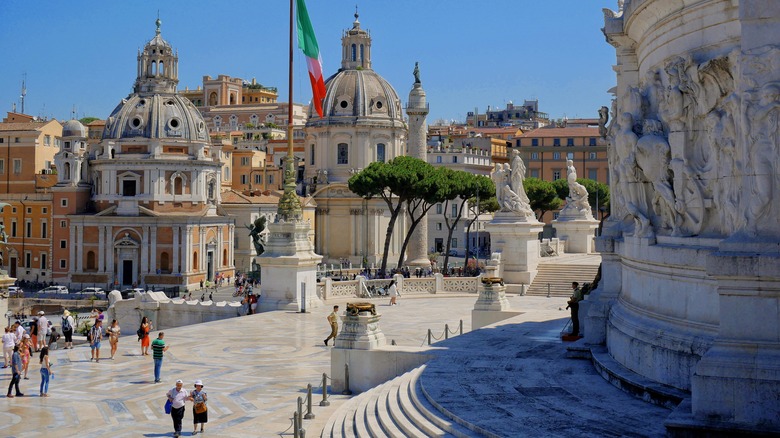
[[318, 274, 480, 300]]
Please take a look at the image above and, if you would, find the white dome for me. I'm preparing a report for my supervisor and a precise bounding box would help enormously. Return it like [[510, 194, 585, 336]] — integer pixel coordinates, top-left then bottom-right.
[[102, 94, 207, 142]]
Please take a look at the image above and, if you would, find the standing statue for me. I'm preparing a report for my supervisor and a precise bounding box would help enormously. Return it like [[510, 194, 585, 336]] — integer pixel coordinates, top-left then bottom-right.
[[413, 62, 421, 84], [246, 216, 268, 256], [0, 203, 9, 269]]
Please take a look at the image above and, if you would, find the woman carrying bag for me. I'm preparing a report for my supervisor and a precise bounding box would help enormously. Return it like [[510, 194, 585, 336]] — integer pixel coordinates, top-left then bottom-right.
[[189, 379, 208, 434]]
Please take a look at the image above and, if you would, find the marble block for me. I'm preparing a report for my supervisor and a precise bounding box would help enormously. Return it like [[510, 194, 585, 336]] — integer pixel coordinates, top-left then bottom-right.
[[484, 211, 544, 285], [257, 219, 323, 312], [552, 218, 599, 254]]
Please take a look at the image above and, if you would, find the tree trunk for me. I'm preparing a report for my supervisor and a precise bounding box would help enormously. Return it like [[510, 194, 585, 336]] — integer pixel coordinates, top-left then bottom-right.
[[380, 202, 403, 277]]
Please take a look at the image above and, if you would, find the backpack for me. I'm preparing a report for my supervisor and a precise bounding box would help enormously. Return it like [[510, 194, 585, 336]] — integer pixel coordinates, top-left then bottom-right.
[[61, 317, 72, 332], [137, 326, 144, 341]]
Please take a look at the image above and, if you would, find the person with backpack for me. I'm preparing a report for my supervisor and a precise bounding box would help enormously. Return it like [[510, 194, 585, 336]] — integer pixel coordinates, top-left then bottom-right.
[[61, 310, 75, 349], [89, 320, 103, 362]]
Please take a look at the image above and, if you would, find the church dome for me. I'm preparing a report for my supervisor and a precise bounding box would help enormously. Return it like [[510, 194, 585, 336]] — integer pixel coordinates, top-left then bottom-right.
[[102, 93, 208, 141], [306, 13, 404, 128], [62, 119, 87, 138], [100, 18, 207, 142]]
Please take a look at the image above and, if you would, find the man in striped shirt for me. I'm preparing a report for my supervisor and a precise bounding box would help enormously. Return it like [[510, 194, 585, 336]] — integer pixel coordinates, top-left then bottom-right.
[[151, 332, 169, 383]]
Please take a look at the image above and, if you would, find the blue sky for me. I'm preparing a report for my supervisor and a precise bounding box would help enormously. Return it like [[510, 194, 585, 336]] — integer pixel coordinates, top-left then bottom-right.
[[0, 0, 617, 124]]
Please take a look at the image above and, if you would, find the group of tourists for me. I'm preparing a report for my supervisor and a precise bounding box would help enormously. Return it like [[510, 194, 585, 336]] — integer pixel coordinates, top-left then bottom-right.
[[3, 311, 56, 398]]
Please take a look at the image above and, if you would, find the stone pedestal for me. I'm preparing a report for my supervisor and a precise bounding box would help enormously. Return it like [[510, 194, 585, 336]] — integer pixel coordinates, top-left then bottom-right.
[[0, 273, 15, 326], [690, 243, 780, 430], [472, 283, 522, 329], [484, 211, 543, 285], [553, 218, 599, 254], [335, 311, 386, 350], [257, 219, 322, 312], [583, 235, 620, 346]]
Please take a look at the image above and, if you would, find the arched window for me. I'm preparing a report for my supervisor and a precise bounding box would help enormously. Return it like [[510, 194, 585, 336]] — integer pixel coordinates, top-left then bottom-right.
[[160, 252, 170, 273], [193, 251, 199, 270], [377, 143, 386, 163], [152, 61, 157, 75], [208, 181, 216, 200], [351, 44, 356, 62], [86, 251, 96, 271], [209, 92, 218, 106], [173, 176, 183, 195], [360, 44, 364, 63], [159, 61, 164, 75], [64, 162, 71, 180], [337, 143, 348, 164]]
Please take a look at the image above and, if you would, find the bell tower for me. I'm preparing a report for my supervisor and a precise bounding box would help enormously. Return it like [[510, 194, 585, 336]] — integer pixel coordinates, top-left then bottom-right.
[[340, 10, 371, 70], [134, 18, 179, 94]]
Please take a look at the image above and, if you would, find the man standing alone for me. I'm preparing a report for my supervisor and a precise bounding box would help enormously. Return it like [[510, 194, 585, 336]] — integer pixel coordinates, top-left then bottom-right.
[[152, 332, 170, 383], [89, 320, 103, 362], [567, 282, 583, 337], [6, 345, 23, 397], [37, 311, 49, 350], [323, 305, 339, 346]]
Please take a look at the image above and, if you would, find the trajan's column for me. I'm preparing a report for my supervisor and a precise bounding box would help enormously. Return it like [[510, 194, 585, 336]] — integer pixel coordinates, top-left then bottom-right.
[[404, 62, 431, 268]]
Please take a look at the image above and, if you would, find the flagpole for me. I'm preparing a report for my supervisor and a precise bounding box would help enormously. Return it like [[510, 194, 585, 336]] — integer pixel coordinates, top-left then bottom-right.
[[278, 0, 302, 219]]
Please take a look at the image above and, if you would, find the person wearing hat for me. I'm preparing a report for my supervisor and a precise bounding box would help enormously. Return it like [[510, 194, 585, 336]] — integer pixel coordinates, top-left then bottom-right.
[[189, 379, 208, 434], [37, 311, 49, 350], [166, 379, 189, 437], [61, 310, 75, 349]]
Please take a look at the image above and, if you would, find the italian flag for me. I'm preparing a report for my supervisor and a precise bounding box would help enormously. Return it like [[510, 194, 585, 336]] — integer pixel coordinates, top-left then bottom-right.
[[296, 0, 326, 118]]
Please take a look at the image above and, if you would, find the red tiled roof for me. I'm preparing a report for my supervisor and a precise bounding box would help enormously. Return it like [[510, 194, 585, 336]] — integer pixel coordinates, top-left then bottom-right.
[[0, 121, 48, 132], [518, 127, 598, 138]]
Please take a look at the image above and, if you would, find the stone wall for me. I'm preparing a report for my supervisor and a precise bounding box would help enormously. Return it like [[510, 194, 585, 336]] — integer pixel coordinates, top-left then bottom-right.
[[316, 274, 480, 300], [108, 292, 243, 333]]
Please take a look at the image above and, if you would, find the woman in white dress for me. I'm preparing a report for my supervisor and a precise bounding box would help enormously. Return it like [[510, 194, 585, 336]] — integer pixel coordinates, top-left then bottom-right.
[[388, 280, 399, 306]]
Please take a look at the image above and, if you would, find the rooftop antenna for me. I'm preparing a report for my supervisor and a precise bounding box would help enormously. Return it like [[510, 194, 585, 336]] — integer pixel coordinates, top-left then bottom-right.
[[20, 73, 27, 114]]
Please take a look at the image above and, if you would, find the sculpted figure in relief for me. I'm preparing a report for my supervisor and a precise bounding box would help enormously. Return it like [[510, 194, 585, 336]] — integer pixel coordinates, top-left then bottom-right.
[[744, 82, 780, 235], [612, 113, 651, 236], [635, 119, 682, 235]]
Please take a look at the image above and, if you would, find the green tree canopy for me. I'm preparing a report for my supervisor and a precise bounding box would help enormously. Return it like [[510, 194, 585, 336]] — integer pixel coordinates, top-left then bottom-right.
[[79, 117, 100, 125], [524, 177, 562, 221]]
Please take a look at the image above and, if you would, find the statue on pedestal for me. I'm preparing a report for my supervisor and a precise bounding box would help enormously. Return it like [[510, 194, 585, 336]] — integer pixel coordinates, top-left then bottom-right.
[[558, 160, 592, 218], [491, 151, 534, 218]]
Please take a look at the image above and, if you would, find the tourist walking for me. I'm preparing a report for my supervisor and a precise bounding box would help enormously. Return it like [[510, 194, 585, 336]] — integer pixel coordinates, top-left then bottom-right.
[[89, 319, 103, 362], [323, 305, 339, 346], [13, 321, 26, 345], [20, 334, 32, 379], [190, 379, 208, 434], [388, 280, 399, 306], [30, 316, 39, 351], [6, 345, 23, 397], [140, 316, 153, 356], [39, 346, 52, 397], [151, 332, 169, 383], [166, 379, 189, 437], [61, 310, 75, 349], [37, 311, 49, 350], [2, 327, 15, 368], [107, 319, 121, 359]]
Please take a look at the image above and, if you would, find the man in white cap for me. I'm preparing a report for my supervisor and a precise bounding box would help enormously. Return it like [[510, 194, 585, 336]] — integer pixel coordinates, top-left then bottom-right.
[[166, 379, 189, 437], [36, 311, 48, 350]]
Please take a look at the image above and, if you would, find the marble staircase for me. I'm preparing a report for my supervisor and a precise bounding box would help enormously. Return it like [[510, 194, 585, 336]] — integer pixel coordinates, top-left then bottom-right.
[[525, 263, 599, 297], [320, 365, 476, 437]]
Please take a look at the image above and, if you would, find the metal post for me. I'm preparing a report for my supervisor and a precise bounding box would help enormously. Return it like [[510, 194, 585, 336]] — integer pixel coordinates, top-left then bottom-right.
[[445, 324, 449, 340], [547, 283, 551, 298], [342, 363, 352, 395], [459, 319, 463, 335], [297, 396, 303, 427], [320, 373, 330, 406], [293, 411, 300, 438], [300, 282, 306, 313], [304, 384, 315, 419], [427, 328, 432, 345]]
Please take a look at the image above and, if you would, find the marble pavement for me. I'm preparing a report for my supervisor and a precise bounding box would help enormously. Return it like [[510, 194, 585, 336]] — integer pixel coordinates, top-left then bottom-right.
[[1, 294, 672, 437]]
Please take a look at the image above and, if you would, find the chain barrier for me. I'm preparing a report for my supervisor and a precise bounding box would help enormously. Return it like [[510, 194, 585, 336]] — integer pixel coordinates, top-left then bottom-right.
[[420, 320, 465, 346]]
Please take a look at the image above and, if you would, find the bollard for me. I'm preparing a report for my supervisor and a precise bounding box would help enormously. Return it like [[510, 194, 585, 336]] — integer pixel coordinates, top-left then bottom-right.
[[320, 373, 330, 406], [459, 319, 463, 335], [293, 411, 300, 438], [297, 396, 304, 427], [342, 363, 353, 395], [547, 283, 551, 298], [391, 339, 396, 346], [304, 384, 315, 419], [445, 324, 449, 340], [427, 328, 432, 345]]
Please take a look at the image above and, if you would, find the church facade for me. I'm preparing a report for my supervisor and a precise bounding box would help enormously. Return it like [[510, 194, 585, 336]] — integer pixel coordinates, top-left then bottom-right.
[[51, 20, 235, 290], [304, 14, 409, 267]]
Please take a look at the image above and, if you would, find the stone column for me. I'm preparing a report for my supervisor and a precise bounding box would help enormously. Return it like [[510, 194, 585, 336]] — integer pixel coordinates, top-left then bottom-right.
[[98, 226, 105, 272], [405, 80, 431, 268], [149, 227, 157, 274], [172, 226, 179, 273], [141, 226, 149, 275], [75, 225, 83, 272], [69, 225, 76, 274]]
